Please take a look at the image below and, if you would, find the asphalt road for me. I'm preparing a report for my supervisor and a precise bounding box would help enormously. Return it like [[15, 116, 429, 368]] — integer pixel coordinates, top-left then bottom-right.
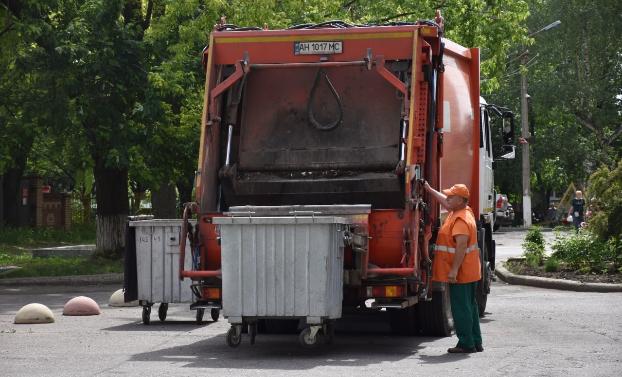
[[1, 230, 620, 377]]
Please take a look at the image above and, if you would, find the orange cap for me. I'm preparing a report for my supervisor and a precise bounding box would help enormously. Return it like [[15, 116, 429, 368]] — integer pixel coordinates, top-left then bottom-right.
[[442, 184, 470, 199]]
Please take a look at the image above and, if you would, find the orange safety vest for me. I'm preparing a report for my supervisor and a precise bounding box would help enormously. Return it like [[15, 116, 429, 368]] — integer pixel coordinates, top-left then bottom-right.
[[432, 206, 481, 283]]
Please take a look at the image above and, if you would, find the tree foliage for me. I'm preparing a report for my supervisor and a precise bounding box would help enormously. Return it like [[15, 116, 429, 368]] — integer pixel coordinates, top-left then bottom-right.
[[490, 0, 622, 217], [8, 0, 596, 251], [587, 160, 622, 241]]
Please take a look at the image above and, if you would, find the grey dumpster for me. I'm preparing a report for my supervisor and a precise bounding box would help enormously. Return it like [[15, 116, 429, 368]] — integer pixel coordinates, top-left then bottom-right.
[[214, 215, 349, 347], [129, 219, 194, 324]]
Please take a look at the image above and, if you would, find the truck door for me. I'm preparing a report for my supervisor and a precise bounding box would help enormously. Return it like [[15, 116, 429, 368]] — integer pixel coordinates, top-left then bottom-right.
[[479, 105, 494, 221]]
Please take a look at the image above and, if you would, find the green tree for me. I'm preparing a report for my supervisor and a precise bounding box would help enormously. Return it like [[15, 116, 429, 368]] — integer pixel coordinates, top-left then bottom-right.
[[490, 0, 621, 215], [526, 0, 622, 166], [0, 0, 72, 226]]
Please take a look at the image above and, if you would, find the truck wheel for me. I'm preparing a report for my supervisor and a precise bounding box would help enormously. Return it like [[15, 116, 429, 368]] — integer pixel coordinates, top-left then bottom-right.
[[388, 305, 417, 335], [416, 286, 452, 337], [477, 262, 493, 317], [476, 230, 493, 317], [323, 321, 335, 345], [158, 303, 168, 322]]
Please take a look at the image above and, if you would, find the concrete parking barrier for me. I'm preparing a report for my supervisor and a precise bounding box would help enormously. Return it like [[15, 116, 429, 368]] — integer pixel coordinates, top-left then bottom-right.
[[108, 288, 139, 307], [63, 296, 101, 316], [14, 303, 55, 324]]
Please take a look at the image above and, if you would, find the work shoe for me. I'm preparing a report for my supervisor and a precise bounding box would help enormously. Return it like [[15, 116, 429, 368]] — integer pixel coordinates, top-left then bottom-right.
[[447, 346, 476, 354], [475, 344, 484, 352]]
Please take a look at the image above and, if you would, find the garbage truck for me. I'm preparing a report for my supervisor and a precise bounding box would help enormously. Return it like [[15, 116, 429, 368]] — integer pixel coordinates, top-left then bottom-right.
[[127, 14, 515, 347]]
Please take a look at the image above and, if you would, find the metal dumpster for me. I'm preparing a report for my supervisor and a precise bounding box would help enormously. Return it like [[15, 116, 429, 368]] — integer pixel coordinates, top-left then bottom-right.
[[130, 219, 209, 324], [214, 215, 349, 347]]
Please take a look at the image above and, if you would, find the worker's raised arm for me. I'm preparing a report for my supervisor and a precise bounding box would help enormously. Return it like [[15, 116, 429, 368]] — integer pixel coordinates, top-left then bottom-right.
[[422, 180, 451, 210]]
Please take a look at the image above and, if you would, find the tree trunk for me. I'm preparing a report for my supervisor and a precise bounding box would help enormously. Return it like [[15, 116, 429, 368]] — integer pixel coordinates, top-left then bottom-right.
[[2, 165, 26, 227], [94, 162, 129, 258], [176, 178, 194, 214], [96, 213, 127, 257], [152, 182, 177, 218]]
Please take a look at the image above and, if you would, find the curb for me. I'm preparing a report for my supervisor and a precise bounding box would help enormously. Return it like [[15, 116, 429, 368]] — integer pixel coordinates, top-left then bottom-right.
[[495, 262, 622, 292], [0, 273, 123, 286]]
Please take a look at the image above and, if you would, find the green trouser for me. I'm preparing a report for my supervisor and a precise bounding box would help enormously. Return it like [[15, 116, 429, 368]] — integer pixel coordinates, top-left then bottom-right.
[[449, 282, 482, 349]]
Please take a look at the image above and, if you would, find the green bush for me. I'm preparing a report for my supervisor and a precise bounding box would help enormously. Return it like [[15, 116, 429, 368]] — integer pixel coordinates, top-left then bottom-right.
[[587, 161, 622, 241], [551, 231, 615, 273], [523, 241, 545, 267], [525, 226, 545, 246], [553, 225, 573, 233], [544, 257, 560, 272], [522, 226, 546, 267]]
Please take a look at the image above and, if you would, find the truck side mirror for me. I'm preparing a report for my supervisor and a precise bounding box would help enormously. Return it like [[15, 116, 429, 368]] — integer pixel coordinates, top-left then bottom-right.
[[502, 114, 514, 145], [497, 145, 515, 160]]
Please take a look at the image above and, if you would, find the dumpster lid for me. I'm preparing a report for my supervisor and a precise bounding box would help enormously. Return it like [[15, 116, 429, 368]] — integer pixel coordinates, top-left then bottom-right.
[[226, 204, 370, 217], [129, 219, 196, 227], [213, 216, 350, 225]]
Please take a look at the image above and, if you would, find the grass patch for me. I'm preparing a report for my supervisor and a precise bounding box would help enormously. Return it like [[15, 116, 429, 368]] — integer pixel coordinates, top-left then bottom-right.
[[505, 259, 622, 284], [0, 223, 95, 247], [0, 224, 120, 278], [0, 254, 122, 278]]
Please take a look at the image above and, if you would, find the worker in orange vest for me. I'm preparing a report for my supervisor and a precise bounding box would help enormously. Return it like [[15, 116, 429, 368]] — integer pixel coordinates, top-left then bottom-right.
[[423, 182, 483, 353]]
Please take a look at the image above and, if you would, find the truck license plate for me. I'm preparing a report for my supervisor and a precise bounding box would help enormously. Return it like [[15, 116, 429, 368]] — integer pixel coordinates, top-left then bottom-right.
[[294, 41, 343, 55]]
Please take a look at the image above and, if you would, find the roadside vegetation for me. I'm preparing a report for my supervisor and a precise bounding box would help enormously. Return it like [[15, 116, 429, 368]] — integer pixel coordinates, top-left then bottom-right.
[[509, 165, 622, 284], [0, 224, 121, 279]]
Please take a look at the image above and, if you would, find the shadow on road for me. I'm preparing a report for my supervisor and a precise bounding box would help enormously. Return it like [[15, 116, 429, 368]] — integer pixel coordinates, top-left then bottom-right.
[[126, 315, 463, 371], [103, 321, 216, 332], [129, 332, 427, 370]]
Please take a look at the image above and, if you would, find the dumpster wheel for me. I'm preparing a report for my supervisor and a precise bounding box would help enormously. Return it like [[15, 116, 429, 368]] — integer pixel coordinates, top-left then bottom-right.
[[195, 308, 205, 325], [211, 308, 220, 322], [299, 326, 322, 348], [158, 303, 168, 322], [226, 325, 242, 348], [141, 305, 151, 325]]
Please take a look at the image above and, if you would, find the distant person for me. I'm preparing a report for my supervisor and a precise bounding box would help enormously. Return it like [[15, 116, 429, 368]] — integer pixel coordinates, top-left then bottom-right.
[[423, 181, 483, 354], [547, 204, 557, 223], [568, 190, 585, 231]]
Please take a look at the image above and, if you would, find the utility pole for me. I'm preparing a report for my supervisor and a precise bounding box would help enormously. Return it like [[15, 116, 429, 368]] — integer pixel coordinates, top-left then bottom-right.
[[520, 52, 532, 227], [518, 20, 561, 228]]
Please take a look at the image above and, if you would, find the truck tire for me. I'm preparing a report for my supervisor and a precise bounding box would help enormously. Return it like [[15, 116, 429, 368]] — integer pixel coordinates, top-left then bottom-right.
[[388, 305, 418, 335], [476, 262, 492, 317], [476, 227, 493, 317], [416, 286, 452, 337]]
